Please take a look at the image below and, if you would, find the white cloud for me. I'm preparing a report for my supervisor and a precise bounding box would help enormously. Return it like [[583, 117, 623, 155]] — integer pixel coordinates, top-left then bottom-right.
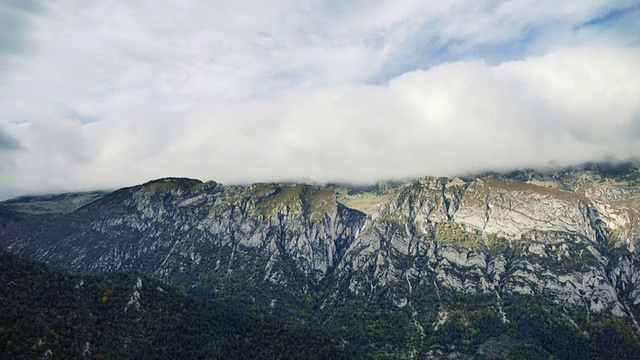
[[0, 1, 638, 198]]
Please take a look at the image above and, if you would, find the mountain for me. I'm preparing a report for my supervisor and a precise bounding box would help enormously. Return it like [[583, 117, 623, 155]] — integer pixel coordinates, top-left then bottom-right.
[[2, 162, 640, 358]]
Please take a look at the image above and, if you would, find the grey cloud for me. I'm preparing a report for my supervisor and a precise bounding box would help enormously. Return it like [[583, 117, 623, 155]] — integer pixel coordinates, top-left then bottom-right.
[[0, 0, 43, 62], [0, 130, 22, 152], [628, 113, 640, 140]]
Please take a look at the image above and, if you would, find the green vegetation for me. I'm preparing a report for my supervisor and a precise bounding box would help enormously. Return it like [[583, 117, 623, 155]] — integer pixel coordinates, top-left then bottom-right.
[[433, 222, 482, 246], [585, 161, 640, 185], [502, 296, 640, 359], [253, 184, 337, 221], [469, 160, 640, 189], [141, 178, 203, 193], [321, 284, 640, 359], [333, 183, 400, 215], [483, 178, 580, 203], [1, 192, 106, 215], [302, 187, 336, 221], [0, 250, 361, 359], [336, 189, 392, 215]]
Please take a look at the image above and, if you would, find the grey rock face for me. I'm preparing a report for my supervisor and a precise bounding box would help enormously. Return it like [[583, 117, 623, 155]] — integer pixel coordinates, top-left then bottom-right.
[[333, 176, 640, 327], [1, 179, 365, 295]]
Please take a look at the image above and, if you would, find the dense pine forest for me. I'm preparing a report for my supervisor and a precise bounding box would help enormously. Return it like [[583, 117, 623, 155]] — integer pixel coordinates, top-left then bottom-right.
[[0, 250, 360, 359]]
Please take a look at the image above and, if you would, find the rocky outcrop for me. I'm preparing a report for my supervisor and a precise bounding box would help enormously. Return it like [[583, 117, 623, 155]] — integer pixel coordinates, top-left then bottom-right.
[[0, 179, 365, 296], [333, 176, 640, 329]]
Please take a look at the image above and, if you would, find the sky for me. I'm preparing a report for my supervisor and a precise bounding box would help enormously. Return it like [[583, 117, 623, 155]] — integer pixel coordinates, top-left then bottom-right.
[[0, 0, 639, 199]]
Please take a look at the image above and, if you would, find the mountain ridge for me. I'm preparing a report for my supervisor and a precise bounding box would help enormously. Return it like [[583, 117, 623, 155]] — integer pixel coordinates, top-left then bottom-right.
[[2, 162, 640, 358]]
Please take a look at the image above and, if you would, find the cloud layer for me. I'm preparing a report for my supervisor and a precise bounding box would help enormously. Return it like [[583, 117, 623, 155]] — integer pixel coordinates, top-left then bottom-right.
[[0, 1, 639, 198]]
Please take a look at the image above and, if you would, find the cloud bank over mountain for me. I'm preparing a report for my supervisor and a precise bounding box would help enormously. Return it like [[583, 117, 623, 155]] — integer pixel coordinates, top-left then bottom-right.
[[0, 1, 639, 198]]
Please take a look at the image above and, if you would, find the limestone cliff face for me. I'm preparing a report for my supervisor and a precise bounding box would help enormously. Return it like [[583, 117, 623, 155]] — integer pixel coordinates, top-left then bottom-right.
[[1, 179, 365, 296], [454, 178, 595, 239], [334, 175, 640, 328], [1, 169, 639, 328]]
